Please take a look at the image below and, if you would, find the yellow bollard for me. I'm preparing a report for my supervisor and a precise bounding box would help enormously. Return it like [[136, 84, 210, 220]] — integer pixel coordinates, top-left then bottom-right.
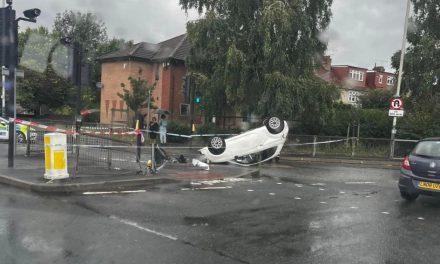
[[44, 133, 69, 180]]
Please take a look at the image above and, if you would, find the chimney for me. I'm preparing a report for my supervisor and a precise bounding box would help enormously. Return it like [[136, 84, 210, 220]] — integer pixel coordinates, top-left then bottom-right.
[[373, 65, 385, 72], [322, 56, 332, 71]]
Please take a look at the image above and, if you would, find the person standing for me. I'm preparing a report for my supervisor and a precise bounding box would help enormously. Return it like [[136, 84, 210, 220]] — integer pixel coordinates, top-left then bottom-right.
[[148, 117, 159, 144], [159, 114, 168, 144]]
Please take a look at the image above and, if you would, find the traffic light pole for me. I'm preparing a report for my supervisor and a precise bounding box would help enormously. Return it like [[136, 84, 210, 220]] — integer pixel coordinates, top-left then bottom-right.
[[7, 68, 15, 167]]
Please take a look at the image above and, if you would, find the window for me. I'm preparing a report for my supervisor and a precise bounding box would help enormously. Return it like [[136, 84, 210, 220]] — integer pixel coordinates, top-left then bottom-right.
[[155, 63, 160, 80], [180, 103, 190, 116], [349, 69, 364, 81], [378, 74, 383, 84], [348, 90, 360, 104], [387, 76, 395, 85]]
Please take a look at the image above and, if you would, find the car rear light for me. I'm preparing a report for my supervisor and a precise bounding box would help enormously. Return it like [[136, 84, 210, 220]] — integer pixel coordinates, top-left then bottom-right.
[[402, 156, 411, 170]]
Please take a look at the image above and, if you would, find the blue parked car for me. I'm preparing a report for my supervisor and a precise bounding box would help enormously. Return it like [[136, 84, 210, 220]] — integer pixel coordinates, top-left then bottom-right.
[[399, 138, 440, 201]]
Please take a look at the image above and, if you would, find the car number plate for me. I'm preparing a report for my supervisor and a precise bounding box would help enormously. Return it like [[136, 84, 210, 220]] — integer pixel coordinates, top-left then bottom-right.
[[418, 181, 440, 191]]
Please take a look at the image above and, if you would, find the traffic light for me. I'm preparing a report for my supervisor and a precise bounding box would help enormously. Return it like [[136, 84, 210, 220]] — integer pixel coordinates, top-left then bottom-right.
[[182, 75, 191, 103], [0, 7, 17, 68], [194, 91, 201, 104]]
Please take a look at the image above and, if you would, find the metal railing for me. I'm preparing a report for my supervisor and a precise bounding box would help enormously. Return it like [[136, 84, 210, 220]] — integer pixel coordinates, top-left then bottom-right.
[[282, 134, 418, 159]]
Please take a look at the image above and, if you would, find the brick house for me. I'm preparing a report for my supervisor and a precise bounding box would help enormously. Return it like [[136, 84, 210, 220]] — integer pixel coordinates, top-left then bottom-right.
[[98, 34, 191, 124], [317, 56, 396, 106]]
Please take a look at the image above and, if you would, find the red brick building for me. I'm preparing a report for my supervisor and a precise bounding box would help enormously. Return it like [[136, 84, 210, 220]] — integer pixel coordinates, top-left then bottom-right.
[[317, 56, 396, 106], [98, 34, 191, 124]]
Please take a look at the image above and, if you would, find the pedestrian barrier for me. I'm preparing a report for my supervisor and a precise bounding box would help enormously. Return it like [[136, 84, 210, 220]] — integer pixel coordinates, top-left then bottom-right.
[[44, 133, 69, 180]]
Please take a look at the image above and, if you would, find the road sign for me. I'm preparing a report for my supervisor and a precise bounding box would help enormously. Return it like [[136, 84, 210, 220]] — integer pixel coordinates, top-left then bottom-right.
[[389, 109, 404, 117], [390, 98, 404, 110]]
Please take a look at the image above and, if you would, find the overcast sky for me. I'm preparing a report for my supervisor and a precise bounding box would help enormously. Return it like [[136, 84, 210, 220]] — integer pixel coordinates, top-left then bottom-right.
[[12, 0, 409, 72]]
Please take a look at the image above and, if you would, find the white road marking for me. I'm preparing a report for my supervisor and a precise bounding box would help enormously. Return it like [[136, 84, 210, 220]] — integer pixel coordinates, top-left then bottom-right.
[[339, 191, 346, 194], [276, 182, 283, 185], [417, 217, 425, 220], [109, 215, 177, 241], [311, 183, 326, 186], [345, 181, 376, 185], [350, 206, 358, 209], [319, 201, 327, 204], [83, 190, 146, 195], [294, 197, 302, 200], [269, 193, 276, 196], [381, 212, 390, 215], [295, 184, 303, 188], [365, 195, 372, 198], [181, 186, 232, 191], [247, 189, 254, 192], [319, 188, 325, 191]]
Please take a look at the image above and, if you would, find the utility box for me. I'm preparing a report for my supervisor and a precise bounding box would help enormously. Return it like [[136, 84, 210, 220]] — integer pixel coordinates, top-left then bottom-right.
[[44, 133, 69, 179]]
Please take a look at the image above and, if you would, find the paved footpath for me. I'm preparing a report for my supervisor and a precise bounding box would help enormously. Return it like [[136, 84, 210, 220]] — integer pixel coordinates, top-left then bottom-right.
[[0, 143, 255, 193], [0, 142, 401, 193]]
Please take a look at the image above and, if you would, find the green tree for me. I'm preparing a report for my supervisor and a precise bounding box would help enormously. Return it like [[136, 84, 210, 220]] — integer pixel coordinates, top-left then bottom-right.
[[391, 0, 439, 98], [17, 27, 75, 115], [53, 11, 135, 109], [117, 77, 156, 114], [53, 11, 108, 108], [358, 89, 394, 109], [53, 11, 108, 56], [390, 0, 440, 139], [17, 68, 74, 115], [180, 0, 337, 120]]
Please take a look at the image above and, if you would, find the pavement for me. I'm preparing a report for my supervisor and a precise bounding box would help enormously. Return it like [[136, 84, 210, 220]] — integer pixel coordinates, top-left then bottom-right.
[[282, 155, 402, 169], [0, 144, 257, 193], [0, 142, 401, 194]]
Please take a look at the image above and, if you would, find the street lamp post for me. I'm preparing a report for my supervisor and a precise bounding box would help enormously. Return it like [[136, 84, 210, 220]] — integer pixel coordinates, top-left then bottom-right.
[[390, 0, 411, 159]]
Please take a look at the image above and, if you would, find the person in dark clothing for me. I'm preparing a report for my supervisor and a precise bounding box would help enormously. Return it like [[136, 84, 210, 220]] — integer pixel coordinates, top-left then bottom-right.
[[148, 117, 159, 144]]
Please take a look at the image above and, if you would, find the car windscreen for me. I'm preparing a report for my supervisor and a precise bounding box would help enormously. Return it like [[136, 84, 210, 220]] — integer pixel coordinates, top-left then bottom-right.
[[412, 141, 440, 158]]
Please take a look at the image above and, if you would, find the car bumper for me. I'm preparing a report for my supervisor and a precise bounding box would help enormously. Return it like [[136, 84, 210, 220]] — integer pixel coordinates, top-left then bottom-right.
[[399, 169, 440, 197]]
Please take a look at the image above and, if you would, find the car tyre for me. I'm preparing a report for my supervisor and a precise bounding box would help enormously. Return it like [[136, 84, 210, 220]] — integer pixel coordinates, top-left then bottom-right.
[[264, 116, 284, 134], [208, 136, 226, 155], [400, 191, 419, 202], [16, 131, 26, 144]]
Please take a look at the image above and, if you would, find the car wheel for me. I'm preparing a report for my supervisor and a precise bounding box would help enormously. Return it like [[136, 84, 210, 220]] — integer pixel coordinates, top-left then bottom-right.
[[16, 131, 27, 144], [265, 116, 284, 134], [208, 136, 226, 155], [400, 191, 419, 202]]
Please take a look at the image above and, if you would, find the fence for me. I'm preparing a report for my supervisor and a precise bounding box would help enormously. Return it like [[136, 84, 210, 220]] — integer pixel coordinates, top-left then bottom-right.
[[15, 117, 421, 177], [283, 135, 417, 159]]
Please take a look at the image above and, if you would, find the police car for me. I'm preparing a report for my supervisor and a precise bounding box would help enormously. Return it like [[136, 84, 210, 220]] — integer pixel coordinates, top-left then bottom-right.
[[199, 116, 289, 166], [0, 117, 37, 143]]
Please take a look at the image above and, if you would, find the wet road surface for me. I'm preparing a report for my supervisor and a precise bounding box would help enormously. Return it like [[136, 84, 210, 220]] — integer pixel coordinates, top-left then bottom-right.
[[1, 161, 440, 263]]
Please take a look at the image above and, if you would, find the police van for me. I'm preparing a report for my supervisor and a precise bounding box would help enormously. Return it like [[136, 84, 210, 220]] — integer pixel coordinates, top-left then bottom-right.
[[0, 117, 37, 143]]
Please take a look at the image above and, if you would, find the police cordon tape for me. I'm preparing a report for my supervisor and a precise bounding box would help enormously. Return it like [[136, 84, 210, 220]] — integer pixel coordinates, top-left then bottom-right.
[[285, 138, 353, 146], [12, 118, 353, 147], [11, 118, 236, 138]]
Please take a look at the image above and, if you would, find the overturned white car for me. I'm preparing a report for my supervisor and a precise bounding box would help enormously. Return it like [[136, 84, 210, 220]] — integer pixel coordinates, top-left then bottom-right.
[[199, 116, 289, 166]]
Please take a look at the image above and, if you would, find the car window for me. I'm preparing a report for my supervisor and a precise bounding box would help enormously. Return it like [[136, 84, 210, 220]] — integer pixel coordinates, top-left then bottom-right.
[[413, 141, 440, 158]]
